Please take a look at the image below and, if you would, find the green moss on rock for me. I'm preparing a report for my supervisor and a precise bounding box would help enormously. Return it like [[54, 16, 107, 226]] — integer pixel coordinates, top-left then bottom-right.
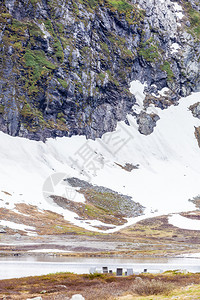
[[161, 61, 174, 81], [139, 38, 160, 62], [57, 78, 68, 89], [24, 50, 56, 81]]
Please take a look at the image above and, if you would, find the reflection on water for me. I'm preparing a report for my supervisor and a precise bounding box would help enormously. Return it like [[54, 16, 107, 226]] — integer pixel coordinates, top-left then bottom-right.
[[0, 256, 200, 280], [0, 255, 169, 263]]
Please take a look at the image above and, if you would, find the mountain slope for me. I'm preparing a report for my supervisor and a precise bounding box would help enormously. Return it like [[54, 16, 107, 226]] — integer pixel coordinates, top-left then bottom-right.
[[1, 0, 200, 236], [1, 0, 200, 140], [0, 88, 200, 234]]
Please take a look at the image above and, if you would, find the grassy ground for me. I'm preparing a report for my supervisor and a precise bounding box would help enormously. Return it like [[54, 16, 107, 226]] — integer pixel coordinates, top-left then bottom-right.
[[1, 206, 200, 299], [118, 214, 200, 256], [52, 184, 144, 227], [0, 271, 200, 299], [1, 205, 200, 257], [117, 284, 200, 299], [0, 204, 102, 236]]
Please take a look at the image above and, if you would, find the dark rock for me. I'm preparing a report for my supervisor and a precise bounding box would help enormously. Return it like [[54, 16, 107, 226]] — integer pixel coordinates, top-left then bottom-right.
[[0, 0, 200, 141], [137, 112, 160, 135], [190, 102, 200, 119], [66, 177, 145, 218], [0, 227, 6, 233]]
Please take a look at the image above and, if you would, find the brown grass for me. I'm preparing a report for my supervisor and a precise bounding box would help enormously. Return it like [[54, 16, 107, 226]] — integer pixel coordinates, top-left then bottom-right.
[[132, 278, 174, 296], [0, 272, 200, 299], [2, 204, 200, 258], [0, 204, 101, 237]]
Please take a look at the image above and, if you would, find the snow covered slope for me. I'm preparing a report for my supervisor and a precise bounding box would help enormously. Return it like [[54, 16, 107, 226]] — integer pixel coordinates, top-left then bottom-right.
[[1, 89, 200, 233]]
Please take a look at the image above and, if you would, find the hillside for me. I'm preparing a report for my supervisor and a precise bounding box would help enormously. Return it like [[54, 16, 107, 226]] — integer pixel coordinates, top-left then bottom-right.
[[1, 0, 200, 253], [0, 91, 200, 235], [1, 0, 200, 140]]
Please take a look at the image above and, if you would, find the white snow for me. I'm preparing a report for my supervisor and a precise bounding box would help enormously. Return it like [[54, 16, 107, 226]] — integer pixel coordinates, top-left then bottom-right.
[[158, 87, 170, 96], [12, 209, 30, 217], [170, 43, 180, 54], [179, 253, 200, 258], [0, 220, 35, 232], [169, 214, 200, 231], [28, 249, 71, 253], [173, 3, 183, 11], [0, 242, 41, 246], [176, 12, 184, 20], [150, 87, 169, 100], [71, 295, 85, 300], [173, 3, 184, 19], [92, 92, 200, 216], [0, 87, 200, 232], [130, 80, 146, 103], [130, 80, 146, 114], [26, 231, 38, 237]]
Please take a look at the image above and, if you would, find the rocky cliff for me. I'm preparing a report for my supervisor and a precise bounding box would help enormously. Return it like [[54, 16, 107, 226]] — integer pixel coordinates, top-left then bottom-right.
[[0, 0, 200, 141]]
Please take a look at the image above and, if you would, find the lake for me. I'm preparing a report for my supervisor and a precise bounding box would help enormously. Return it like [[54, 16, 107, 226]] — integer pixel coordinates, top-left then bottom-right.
[[0, 256, 200, 279]]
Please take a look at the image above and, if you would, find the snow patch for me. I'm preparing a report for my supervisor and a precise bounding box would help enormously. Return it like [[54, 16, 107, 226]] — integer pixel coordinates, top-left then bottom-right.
[[1, 89, 200, 232], [158, 87, 170, 96], [92, 92, 200, 215], [168, 214, 200, 231], [28, 249, 71, 253], [173, 2, 184, 19], [71, 295, 85, 300], [130, 80, 147, 114], [0, 220, 35, 232], [180, 253, 200, 258], [170, 43, 180, 54]]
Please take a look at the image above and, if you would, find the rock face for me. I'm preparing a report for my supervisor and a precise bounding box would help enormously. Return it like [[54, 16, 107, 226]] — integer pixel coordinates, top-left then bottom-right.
[[66, 177, 145, 219], [190, 102, 200, 119], [137, 112, 160, 135], [0, 0, 200, 140]]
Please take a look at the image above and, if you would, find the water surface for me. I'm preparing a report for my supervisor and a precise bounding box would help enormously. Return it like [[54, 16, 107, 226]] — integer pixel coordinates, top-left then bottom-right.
[[1, 256, 200, 279]]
